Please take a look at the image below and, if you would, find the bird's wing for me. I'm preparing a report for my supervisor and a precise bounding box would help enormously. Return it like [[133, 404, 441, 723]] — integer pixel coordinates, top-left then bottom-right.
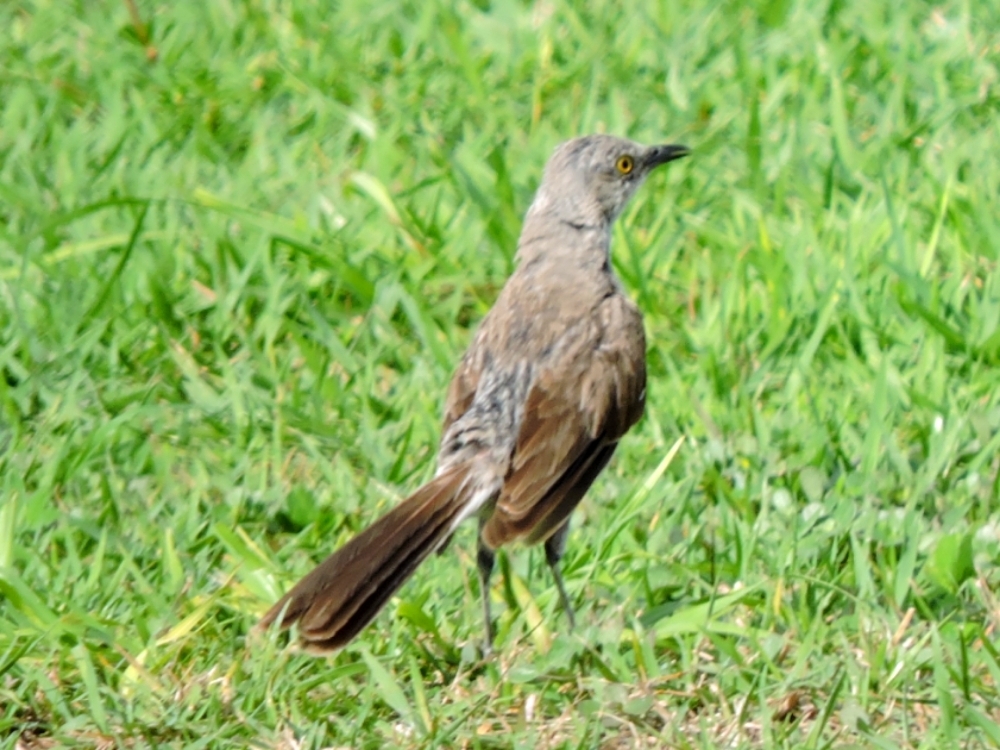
[[480, 294, 646, 548]]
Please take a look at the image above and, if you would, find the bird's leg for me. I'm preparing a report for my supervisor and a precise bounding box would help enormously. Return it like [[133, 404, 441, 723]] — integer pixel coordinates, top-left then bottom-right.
[[476, 524, 496, 654], [544, 521, 576, 631]]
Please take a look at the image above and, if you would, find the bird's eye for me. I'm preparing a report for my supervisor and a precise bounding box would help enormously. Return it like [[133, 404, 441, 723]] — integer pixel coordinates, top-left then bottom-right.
[[615, 155, 634, 175]]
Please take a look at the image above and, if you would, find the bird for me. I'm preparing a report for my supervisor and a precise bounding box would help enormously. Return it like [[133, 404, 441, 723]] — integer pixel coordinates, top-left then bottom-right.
[[258, 134, 689, 653]]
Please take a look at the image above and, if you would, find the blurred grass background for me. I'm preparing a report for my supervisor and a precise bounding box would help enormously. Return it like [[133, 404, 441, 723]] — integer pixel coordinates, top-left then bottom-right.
[[1, 0, 999, 747]]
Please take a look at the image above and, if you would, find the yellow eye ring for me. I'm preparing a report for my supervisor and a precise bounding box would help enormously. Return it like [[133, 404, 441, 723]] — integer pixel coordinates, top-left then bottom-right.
[[616, 155, 634, 174]]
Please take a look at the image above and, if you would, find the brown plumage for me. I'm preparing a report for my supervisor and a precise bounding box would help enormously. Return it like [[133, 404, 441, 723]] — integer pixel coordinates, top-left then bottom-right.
[[259, 135, 689, 652]]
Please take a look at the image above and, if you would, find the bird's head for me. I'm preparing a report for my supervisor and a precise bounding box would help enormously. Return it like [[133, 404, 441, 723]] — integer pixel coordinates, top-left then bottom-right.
[[529, 134, 689, 226]]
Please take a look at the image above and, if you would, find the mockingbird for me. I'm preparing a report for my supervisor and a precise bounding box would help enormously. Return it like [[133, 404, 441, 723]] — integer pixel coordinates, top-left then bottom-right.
[[259, 134, 689, 652]]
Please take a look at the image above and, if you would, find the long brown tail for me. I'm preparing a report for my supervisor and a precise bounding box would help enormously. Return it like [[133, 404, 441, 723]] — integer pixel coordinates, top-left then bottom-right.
[[258, 466, 472, 652]]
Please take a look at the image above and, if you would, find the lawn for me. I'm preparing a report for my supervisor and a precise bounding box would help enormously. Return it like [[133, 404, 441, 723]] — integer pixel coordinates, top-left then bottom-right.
[[2, 0, 1000, 747]]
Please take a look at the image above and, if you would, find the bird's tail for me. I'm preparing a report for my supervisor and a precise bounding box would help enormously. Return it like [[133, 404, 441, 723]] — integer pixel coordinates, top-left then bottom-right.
[[258, 466, 474, 652]]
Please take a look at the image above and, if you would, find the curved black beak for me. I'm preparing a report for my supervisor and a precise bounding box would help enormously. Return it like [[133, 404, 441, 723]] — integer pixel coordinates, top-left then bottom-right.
[[645, 144, 691, 169]]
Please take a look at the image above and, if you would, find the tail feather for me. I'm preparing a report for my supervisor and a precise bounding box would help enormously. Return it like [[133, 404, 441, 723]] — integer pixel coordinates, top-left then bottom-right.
[[259, 467, 472, 652], [299, 487, 462, 640], [303, 498, 466, 650]]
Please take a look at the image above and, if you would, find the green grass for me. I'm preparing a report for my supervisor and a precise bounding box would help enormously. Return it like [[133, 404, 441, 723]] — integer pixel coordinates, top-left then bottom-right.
[[2, 0, 1000, 747]]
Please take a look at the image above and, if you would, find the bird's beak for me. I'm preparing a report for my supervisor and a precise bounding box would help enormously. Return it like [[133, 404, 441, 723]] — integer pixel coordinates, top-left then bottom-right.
[[645, 144, 690, 168]]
